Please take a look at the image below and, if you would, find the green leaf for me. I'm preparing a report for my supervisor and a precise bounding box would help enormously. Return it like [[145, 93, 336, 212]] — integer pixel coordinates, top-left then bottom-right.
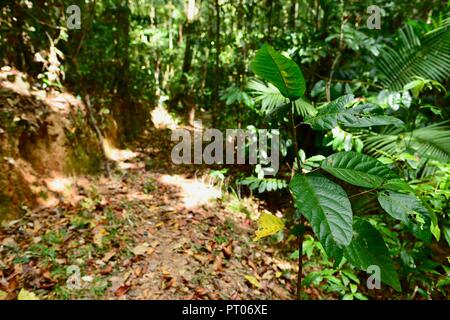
[[443, 227, 450, 247], [430, 219, 440, 242], [378, 191, 432, 242], [293, 97, 317, 117], [344, 218, 402, 292], [239, 177, 287, 193], [250, 43, 305, 100], [437, 277, 450, 287], [247, 79, 288, 114], [362, 122, 450, 164], [376, 24, 450, 90], [340, 104, 404, 128], [321, 151, 398, 188], [289, 174, 353, 260], [305, 95, 355, 130], [380, 178, 414, 193], [305, 96, 403, 130]]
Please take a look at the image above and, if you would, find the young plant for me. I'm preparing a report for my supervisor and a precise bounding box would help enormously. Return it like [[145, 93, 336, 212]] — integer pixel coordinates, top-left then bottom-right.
[[250, 44, 432, 299]]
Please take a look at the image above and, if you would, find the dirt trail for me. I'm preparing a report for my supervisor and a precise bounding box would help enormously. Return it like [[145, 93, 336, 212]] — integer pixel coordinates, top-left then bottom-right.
[[0, 127, 297, 300]]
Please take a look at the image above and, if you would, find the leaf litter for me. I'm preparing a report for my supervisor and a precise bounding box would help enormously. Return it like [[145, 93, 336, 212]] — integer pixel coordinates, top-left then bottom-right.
[[0, 128, 297, 300]]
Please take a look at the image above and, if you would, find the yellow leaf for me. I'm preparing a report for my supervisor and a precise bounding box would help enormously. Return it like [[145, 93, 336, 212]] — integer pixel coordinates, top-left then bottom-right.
[[17, 289, 39, 300], [244, 275, 261, 288], [0, 290, 7, 300], [253, 212, 284, 241], [93, 227, 108, 247]]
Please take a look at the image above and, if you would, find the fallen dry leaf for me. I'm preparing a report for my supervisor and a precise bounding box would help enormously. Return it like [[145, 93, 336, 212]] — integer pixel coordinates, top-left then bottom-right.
[[100, 265, 113, 275], [193, 254, 208, 264], [244, 275, 261, 289], [134, 267, 142, 277], [195, 287, 208, 296], [115, 285, 131, 297], [164, 277, 176, 289], [222, 245, 233, 259], [102, 251, 116, 262], [213, 255, 223, 272], [132, 243, 149, 256]]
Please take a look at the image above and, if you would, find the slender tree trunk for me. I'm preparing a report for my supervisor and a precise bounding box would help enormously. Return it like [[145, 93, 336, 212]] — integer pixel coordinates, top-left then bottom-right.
[[236, 0, 245, 128], [117, 2, 130, 101], [171, 0, 196, 117], [325, 1, 345, 102], [113, 1, 133, 141], [266, 0, 274, 42], [289, 0, 297, 30], [212, 0, 221, 127], [290, 102, 305, 300]]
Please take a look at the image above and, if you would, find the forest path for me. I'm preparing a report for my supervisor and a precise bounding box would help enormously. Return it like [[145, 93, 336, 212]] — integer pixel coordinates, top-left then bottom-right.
[[0, 126, 298, 300], [100, 127, 297, 299]]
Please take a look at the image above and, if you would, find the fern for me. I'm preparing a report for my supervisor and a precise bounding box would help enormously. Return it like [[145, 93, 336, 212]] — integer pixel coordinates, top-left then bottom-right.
[[363, 122, 450, 163], [239, 176, 288, 193], [410, 123, 450, 162], [247, 79, 287, 114], [247, 79, 316, 117], [376, 22, 450, 90]]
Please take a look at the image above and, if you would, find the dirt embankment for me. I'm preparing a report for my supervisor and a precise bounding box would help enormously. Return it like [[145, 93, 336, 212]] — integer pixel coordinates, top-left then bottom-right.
[[0, 68, 102, 220]]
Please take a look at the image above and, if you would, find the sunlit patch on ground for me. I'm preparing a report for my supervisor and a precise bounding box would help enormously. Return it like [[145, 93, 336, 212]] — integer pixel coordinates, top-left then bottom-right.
[[158, 174, 222, 209], [150, 105, 178, 130], [45, 176, 73, 193], [102, 138, 138, 162]]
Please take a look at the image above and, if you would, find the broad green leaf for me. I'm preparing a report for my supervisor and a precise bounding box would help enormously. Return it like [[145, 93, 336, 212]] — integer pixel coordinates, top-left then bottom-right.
[[321, 151, 398, 188], [289, 174, 353, 260], [344, 218, 402, 292], [342, 114, 403, 128], [253, 212, 285, 241], [0, 290, 7, 300], [378, 191, 432, 242], [339, 103, 404, 128], [305, 95, 355, 130], [305, 96, 403, 130], [380, 178, 414, 193], [250, 43, 305, 100]]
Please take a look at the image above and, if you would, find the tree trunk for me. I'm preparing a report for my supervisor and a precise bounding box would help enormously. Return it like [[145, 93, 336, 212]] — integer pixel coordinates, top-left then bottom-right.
[[289, 0, 298, 30], [266, 0, 274, 42], [211, 0, 221, 127], [170, 0, 196, 114]]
